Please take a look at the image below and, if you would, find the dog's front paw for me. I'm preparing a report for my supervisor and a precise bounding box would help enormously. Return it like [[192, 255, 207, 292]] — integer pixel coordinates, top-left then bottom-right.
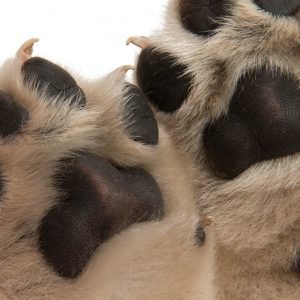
[[0, 39, 163, 284], [133, 0, 300, 298]]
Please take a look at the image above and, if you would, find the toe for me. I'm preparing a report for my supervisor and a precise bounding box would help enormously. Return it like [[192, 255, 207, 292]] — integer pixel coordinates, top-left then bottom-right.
[[136, 47, 192, 113], [124, 83, 159, 145]]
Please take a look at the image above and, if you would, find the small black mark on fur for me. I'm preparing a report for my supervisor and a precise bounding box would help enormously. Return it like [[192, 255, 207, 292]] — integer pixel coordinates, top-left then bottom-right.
[[254, 0, 300, 16], [204, 68, 300, 179], [39, 152, 163, 279], [22, 57, 86, 107], [195, 224, 206, 246], [180, 0, 231, 36], [0, 90, 29, 138], [136, 47, 192, 112], [124, 83, 159, 145]]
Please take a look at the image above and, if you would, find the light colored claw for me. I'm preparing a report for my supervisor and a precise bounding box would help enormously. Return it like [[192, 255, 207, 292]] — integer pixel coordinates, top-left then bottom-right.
[[115, 64, 136, 73], [200, 216, 216, 228], [108, 64, 135, 81], [16, 38, 39, 63], [126, 36, 150, 49]]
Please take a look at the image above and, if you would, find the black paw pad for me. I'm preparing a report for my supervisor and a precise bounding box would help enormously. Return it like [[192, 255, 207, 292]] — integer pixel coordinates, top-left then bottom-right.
[[22, 57, 86, 107], [124, 84, 158, 145], [254, 0, 300, 16], [39, 152, 163, 279], [180, 0, 231, 36], [204, 68, 300, 179], [0, 91, 29, 138], [136, 47, 192, 113], [195, 224, 206, 246]]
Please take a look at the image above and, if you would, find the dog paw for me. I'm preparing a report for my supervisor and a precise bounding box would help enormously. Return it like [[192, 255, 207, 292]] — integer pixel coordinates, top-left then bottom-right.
[[0, 39, 163, 280], [133, 0, 300, 291]]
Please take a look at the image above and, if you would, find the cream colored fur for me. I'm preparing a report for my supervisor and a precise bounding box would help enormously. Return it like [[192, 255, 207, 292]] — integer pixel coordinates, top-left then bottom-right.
[[132, 0, 300, 299]]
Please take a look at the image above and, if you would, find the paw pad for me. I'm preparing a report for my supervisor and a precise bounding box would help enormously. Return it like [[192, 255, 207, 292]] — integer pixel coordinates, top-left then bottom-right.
[[39, 152, 163, 278], [22, 57, 86, 107], [254, 0, 300, 16], [204, 68, 300, 178], [125, 83, 159, 145], [136, 47, 192, 113], [0, 91, 29, 138], [180, 0, 231, 36]]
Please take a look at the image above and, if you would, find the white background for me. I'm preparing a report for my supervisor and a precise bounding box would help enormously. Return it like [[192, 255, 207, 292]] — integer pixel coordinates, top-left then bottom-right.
[[0, 0, 168, 78]]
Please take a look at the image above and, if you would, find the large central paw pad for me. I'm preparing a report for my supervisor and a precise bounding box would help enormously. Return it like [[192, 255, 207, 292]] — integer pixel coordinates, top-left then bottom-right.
[[40, 152, 163, 278], [203, 68, 300, 178], [0, 39, 162, 280]]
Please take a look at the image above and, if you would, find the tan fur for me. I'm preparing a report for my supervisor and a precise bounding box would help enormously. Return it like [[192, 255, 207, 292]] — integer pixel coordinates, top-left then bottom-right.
[[132, 0, 300, 298]]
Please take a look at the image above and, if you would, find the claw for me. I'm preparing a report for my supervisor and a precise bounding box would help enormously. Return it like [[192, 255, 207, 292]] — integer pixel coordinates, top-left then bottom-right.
[[115, 64, 136, 73], [199, 216, 216, 227], [126, 36, 150, 49], [108, 65, 135, 81], [16, 38, 39, 64]]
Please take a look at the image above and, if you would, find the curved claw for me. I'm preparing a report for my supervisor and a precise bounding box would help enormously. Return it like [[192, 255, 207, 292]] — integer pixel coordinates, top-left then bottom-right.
[[200, 216, 216, 227], [126, 36, 150, 49], [107, 65, 136, 81], [16, 38, 39, 64], [115, 64, 136, 73]]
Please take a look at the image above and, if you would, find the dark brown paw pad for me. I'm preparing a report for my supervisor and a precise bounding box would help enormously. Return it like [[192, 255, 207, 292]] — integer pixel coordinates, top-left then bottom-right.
[[125, 83, 159, 145], [254, 0, 300, 16], [204, 68, 300, 179], [179, 0, 300, 38], [136, 47, 192, 113], [180, 0, 232, 36], [39, 152, 164, 278]]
